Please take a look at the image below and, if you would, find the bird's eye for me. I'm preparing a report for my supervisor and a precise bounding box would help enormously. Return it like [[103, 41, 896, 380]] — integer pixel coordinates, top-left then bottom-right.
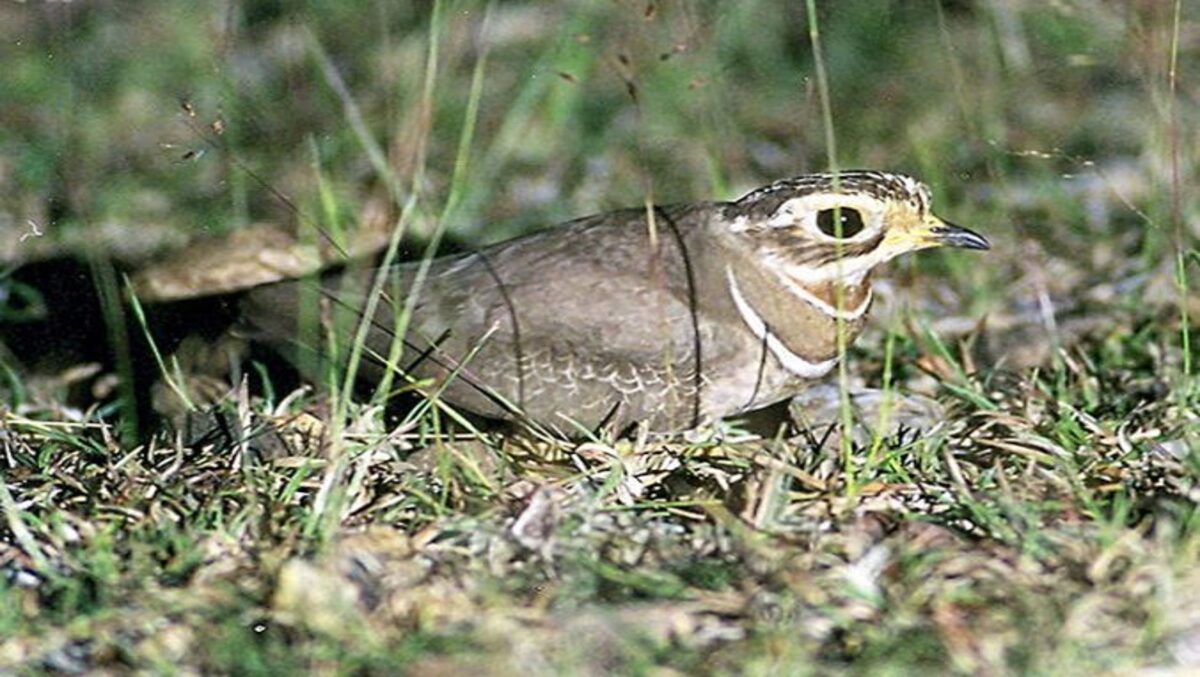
[[816, 207, 865, 239]]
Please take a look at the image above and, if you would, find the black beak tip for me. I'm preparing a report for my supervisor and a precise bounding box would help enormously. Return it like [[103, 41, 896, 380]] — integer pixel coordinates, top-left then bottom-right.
[[932, 223, 990, 251]]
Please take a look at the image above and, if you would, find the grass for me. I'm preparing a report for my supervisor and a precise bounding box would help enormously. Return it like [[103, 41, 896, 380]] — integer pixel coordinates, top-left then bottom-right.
[[2, 0, 1199, 673]]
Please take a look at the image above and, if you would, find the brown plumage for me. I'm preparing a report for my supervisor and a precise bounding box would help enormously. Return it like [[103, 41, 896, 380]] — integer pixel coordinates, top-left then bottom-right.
[[239, 171, 989, 434]]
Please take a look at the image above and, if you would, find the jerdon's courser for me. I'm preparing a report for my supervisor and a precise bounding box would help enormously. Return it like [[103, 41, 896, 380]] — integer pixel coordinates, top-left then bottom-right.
[[240, 171, 989, 434]]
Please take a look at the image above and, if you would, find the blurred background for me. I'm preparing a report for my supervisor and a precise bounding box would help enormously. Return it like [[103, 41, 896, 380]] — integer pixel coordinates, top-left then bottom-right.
[[0, 0, 1196, 398], [2, 4, 1199, 672], [1, 2, 1193, 255]]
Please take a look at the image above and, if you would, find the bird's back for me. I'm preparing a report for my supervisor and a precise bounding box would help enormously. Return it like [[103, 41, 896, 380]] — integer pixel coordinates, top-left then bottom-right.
[[240, 203, 718, 432]]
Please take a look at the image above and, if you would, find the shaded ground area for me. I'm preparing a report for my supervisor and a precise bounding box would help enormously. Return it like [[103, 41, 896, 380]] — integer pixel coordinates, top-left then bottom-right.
[[2, 1, 1198, 673]]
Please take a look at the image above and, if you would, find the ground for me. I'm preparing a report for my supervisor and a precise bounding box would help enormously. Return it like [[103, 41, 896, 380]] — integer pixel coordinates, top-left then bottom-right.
[[1, 1, 1198, 674]]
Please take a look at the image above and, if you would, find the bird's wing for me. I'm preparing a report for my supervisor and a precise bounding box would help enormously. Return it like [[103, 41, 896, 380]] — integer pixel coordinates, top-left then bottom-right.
[[403, 206, 713, 373], [239, 204, 720, 427]]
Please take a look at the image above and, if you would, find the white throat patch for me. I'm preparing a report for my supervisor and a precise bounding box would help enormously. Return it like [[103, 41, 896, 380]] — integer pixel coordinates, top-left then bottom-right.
[[773, 269, 872, 321], [725, 267, 839, 379]]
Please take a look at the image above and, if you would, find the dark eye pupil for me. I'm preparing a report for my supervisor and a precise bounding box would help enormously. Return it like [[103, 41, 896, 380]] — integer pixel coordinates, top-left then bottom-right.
[[817, 208, 864, 238]]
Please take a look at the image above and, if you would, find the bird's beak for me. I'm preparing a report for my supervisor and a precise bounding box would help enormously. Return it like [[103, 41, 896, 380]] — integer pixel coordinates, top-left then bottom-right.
[[882, 215, 991, 254], [927, 219, 990, 250]]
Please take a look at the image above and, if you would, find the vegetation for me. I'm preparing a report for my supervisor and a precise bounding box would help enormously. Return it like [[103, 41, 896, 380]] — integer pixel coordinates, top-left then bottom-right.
[[1, 1, 1197, 673]]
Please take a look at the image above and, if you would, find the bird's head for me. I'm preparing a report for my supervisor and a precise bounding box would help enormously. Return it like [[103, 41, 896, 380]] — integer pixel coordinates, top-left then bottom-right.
[[722, 170, 989, 287]]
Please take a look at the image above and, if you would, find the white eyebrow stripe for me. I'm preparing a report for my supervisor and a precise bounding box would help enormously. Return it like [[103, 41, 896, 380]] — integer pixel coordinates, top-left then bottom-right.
[[725, 267, 838, 379]]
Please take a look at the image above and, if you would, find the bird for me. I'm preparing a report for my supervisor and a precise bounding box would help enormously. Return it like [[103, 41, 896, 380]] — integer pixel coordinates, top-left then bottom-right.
[[238, 170, 989, 435]]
